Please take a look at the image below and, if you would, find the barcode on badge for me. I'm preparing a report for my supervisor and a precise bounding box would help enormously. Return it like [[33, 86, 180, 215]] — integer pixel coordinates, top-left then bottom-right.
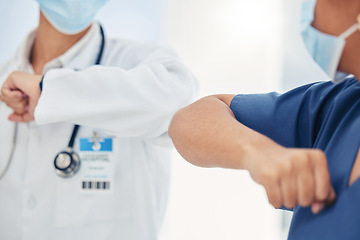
[[82, 181, 110, 190]]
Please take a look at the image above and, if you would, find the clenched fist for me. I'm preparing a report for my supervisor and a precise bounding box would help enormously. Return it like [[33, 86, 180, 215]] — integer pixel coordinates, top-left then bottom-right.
[[246, 146, 336, 214], [0, 71, 42, 122]]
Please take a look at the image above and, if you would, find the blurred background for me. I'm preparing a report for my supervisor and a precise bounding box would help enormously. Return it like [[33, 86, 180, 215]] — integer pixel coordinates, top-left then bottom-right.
[[0, 0, 323, 239]]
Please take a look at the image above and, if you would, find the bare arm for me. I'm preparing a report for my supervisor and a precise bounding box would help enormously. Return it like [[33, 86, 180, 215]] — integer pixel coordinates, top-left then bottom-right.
[[169, 95, 336, 212], [169, 94, 276, 169]]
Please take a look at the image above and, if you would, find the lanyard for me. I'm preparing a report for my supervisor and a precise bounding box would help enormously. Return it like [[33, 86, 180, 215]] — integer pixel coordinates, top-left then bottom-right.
[[55, 24, 106, 177]]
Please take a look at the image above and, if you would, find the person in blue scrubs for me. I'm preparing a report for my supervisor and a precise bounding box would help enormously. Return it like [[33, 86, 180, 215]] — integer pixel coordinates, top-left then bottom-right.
[[232, 78, 360, 239], [169, 77, 360, 240], [169, 1, 360, 238]]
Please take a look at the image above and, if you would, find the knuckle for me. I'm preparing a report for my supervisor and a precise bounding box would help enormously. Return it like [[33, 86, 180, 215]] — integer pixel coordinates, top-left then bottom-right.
[[264, 186, 282, 209], [283, 200, 296, 209], [299, 194, 313, 207], [279, 160, 294, 175], [300, 155, 311, 166], [300, 183, 312, 196], [294, 154, 311, 171], [317, 188, 329, 202], [8, 73, 15, 82], [313, 149, 325, 157], [10, 71, 19, 77], [259, 167, 278, 184], [14, 108, 24, 114], [311, 150, 327, 162], [282, 189, 297, 209], [268, 196, 282, 209]]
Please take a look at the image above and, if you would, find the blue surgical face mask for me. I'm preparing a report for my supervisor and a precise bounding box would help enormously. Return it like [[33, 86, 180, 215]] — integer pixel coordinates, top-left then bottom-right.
[[301, 0, 359, 82], [36, 0, 109, 35]]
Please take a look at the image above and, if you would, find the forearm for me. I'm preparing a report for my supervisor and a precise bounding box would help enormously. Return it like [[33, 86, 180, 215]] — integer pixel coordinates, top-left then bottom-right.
[[168, 95, 283, 170], [169, 94, 336, 211], [35, 64, 197, 140]]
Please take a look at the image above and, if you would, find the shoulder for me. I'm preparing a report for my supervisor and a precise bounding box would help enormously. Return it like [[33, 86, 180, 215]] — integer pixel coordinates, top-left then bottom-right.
[[263, 78, 359, 108], [229, 78, 359, 125], [324, 77, 360, 110], [302, 77, 360, 105], [333, 77, 360, 93]]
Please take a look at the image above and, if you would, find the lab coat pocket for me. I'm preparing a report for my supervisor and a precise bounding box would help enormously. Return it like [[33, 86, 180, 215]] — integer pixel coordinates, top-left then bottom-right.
[[55, 137, 134, 228]]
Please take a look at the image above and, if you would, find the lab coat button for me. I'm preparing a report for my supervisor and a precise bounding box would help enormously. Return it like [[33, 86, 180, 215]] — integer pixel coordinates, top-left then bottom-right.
[[26, 195, 37, 209]]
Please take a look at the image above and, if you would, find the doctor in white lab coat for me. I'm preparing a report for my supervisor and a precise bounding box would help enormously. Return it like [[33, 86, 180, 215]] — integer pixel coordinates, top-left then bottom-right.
[[0, 0, 198, 239]]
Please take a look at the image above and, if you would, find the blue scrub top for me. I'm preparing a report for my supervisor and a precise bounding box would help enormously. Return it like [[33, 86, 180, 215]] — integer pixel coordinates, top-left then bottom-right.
[[230, 77, 360, 239]]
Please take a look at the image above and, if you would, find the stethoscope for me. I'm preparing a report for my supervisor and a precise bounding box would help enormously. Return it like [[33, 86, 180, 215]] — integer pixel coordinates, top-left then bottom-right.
[[0, 24, 105, 180]]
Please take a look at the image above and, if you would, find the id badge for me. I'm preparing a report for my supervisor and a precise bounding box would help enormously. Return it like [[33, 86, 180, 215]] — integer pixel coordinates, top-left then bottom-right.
[[79, 132, 113, 192]]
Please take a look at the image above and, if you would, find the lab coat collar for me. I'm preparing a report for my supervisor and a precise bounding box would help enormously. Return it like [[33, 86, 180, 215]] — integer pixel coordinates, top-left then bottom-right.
[[15, 22, 103, 73], [48, 22, 103, 71]]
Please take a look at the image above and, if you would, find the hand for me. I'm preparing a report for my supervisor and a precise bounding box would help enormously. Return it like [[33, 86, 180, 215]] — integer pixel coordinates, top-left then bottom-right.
[[0, 88, 28, 114], [246, 147, 336, 214], [0, 71, 42, 122]]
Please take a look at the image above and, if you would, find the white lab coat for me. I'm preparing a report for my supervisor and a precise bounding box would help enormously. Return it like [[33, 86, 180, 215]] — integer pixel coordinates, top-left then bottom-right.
[[0, 23, 198, 240]]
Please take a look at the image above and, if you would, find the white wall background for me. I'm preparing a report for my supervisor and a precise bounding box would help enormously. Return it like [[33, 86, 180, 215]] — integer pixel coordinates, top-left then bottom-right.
[[161, 1, 286, 239], [0, 0, 307, 239], [0, 1, 38, 63]]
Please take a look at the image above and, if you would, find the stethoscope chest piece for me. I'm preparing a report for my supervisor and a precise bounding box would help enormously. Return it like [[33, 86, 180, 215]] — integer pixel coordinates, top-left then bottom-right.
[[54, 148, 80, 178]]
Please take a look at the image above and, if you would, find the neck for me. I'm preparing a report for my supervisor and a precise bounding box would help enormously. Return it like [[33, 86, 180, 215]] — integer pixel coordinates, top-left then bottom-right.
[[31, 11, 91, 75]]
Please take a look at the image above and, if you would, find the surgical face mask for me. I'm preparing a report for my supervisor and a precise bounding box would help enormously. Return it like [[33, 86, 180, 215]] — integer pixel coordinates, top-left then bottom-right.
[[300, 0, 360, 81], [301, 24, 359, 81], [35, 0, 109, 35]]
